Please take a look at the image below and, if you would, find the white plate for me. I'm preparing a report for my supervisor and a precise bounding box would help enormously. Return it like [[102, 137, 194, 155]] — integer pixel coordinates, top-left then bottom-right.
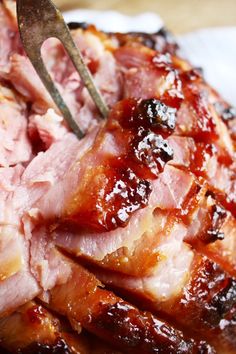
[[64, 9, 236, 106]]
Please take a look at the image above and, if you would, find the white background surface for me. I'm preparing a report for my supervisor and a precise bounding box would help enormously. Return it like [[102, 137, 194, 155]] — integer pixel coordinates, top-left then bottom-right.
[[64, 10, 236, 106]]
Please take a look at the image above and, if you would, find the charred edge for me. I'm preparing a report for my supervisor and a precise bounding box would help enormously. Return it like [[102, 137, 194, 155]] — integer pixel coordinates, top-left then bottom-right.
[[221, 107, 236, 121], [154, 27, 180, 54], [109, 27, 179, 54], [67, 22, 89, 30], [206, 204, 227, 243], [127, 32, 158, 50], [188, 258, 236, 327], [131, 128, 174, 176], [66, 23, 179, 56], [208, 278, 236, 320], [117, 98, 176, 133], [102, 168, 152, 230], [214, 102, 236, 122], [127, 27, 180, 54], [182, 68, 204, 82], [90, 301, 205, 354], [205, 190, 215, 198], [138, 99, 176, 131], [19, 339, 72, 354], [155, 27, 177, 43]]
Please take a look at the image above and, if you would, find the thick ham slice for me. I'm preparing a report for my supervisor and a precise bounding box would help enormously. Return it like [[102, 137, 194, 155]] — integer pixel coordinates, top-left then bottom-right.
[[44, 255, 213, 354], [53, 165, 195, 264], [0, 193, 39, 317], [0, 252, 39, 318], [94, 254, 236, 354], [12, 129, 97, 219], [17, 98, 175, 234]]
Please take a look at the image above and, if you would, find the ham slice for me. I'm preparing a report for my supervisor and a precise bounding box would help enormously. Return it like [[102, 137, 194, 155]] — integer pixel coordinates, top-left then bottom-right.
[[53, 165, 195, 263], [45, 255, 213, 354], [8, 54, 55, 114], [94, 254, 236, 354]]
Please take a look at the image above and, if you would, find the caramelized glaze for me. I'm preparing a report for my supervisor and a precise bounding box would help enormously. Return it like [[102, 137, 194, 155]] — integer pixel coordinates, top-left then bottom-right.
[[65, 98, 175, 231]]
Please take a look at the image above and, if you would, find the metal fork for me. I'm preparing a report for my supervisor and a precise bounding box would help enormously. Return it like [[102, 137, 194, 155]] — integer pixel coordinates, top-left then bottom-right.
[[17, 0, 109, 139]]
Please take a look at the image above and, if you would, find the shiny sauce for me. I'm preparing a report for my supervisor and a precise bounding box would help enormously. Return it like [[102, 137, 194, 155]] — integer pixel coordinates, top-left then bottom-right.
[[65, 98, 176, 232]]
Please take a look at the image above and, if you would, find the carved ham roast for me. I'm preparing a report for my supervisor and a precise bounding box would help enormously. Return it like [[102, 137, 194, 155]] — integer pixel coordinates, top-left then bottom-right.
[[0, 1, 235, 353]]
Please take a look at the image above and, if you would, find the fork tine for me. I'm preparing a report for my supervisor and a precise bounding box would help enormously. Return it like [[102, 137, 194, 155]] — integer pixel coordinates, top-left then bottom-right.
[[17, 0, 109, 139]]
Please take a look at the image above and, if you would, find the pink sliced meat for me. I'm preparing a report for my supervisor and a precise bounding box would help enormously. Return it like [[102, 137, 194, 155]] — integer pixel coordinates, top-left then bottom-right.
[[150, 165, 195, 210], [48, 166, 194, 264], [114, 44, 183, 108], [28, 109, 68, 149], [0, 83, 31, 166], [0, 223, 43, 322], [6, 27, 123, 140], [8, 54, 55, 113], [12, 129, 96, 219]]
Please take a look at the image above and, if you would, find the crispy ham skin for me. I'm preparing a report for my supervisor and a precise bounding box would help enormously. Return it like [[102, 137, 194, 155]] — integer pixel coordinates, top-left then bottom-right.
[[0, 1, 235, 352]]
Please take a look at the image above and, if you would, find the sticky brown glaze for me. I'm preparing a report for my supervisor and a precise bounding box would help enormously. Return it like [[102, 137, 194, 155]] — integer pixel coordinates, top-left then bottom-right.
[[198, 204, 227, 243], [111, 27, 180, 56], [160, 256, 236, 353], [183, 188, 228, 244], [89, 301, 213, 354], [64, 98, 175, 232], [93, 255, 236, 353], [112, 40, 235, 217], [67, 23, 180, 56], [0, 302, 89, 354], [0, 303, 57, 352], [47, 258, 214, 354], [20, 339, 72, 354], [174, 69, 236, 217]]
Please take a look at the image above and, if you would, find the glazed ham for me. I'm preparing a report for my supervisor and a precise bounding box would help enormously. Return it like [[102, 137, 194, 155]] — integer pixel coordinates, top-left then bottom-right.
[[0, 1, 235, 353]]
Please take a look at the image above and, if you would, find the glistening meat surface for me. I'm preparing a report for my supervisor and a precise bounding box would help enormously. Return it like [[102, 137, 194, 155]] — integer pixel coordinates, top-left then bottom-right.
[[0, 1, 235, 353]]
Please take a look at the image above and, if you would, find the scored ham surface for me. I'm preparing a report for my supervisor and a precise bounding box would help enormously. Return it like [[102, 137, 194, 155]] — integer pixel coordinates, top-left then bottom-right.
[[0, 1, 235, 353]]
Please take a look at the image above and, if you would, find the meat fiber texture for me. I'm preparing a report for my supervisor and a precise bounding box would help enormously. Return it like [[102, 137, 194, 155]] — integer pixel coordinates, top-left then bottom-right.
[[0, 1, 236, 354]]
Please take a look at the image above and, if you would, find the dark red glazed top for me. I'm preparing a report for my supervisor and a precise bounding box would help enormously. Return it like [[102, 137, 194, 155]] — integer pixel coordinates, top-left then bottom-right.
[[65, 98, 176, 232]]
